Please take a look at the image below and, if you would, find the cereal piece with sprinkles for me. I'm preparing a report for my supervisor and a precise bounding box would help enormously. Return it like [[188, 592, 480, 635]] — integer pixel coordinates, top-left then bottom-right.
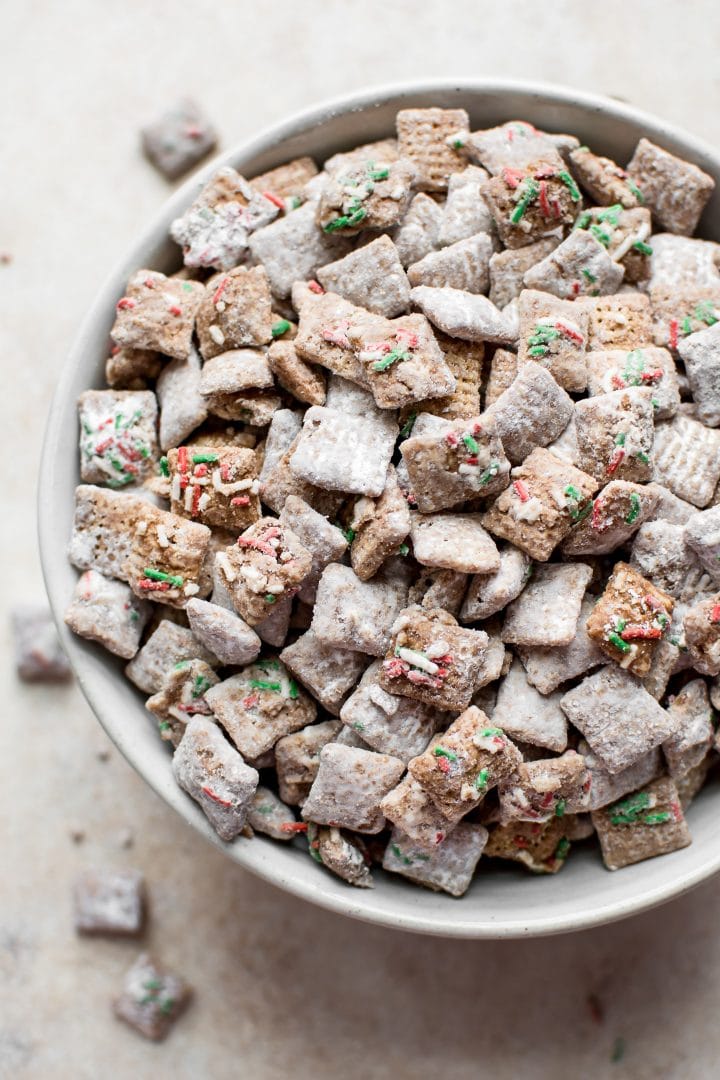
[[580, 292, 653, 351], [185, 598, 261, 667], [347, 311, 456, 410], [517, 594, 605, 695], [586, 346, 680, 421], [523, 229, 625, 299], [483, 817, 573, 874], [275, 719, 341, 805], [316, 155, 415, 235], [12, 605, 71, 683], [306, 824, 374, 889], [677, 322, 720, 426], [250, 156, 318, 203], [379, 606, 489, 712], [481, 447, 599, 560], [492, 658, 568, 751], [395, 107, 470, 192], [289, 404, 398, 497], [516, 289, 589, 392], [105, 347, 162, 391], [502, 562, 593, 647], [408, 567, 469, 618], [586, 561, 674, 677], [407, 706, 522, 818], [323, 137, 400, 177], [301, 744, 405, 833], [410, 285, 517, 345], [461, 120, 569, 176], [562, 480, 659, 556], [631, 520, 712, 602], [172, 715, 259, 840], [156, 347, 208, 451], [498, 750, 590, 824], [125, 619, 220, 694], [248, 200, 353, 299], [400, 414, 510, 513], [592, 775, 691, 870], [382, 822, 488, 897], [113, 952, 191, 1041], [74, 868, 146, 938], [488, 236, 561, 308], [560, 665, 680, 774], [247, 785, 298, 841], [683, 592, 720, 675], [439, 165, 495, 246], [141, 98, 217, 180], [170, 165, 278, 270], [393, 192, 444, 267], [380, 775, 463, 850], [146, 658, 219, 747], [267, 338, 326, 406], [410, 512, 501, 574], [572, 740, 662, 812], [573, 204, 653, 284], [568, 145, 646, 209], [407, 231, 495, 294], [349, 466, 411, 581], [340, 661, 438, 763], [663, 679, 714, 779], [649, 285, 720, 352], [684, 505, 720, 582], [293, 290, 370, 383], [215, 517, 312, 625], [124, 502, 211, 609], [280, 629, 369, 715], [460, 544, 530, 622], [166, 445, 260, 530], [479, 161, 581, 249], [205, 659, 316, 759], [311, 562, 410, 657], [317, 235, 411, 319], [652, 413, 720, 507], [626, 138, 715, 236], [574, 387, 655, 484], [195, 267, 274, 359], [111, 270, 205, 361], [484, 362, 574, 464], [64, 570, 150, 658]]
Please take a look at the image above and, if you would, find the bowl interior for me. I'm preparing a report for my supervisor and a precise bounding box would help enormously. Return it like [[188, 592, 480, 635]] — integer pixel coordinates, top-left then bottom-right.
[[40, 78, 720, 938]]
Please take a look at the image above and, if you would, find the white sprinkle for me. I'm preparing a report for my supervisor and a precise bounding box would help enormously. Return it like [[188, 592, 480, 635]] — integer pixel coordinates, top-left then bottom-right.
[[619, 643, 639, 669], [183, 582, 200, 597], [512, 496, 544, 523], [184, 486, 194, 511], [209, 325, 225, 346], [216, 552, 236, 583], [135, 520, 148, 535], [198, 493, 211, 512], [425, 640, 450, 660], [458, 463, 479, 476], [170, 475, 181, 503], [156, 524, 169, 548], [396, 647, 439, 674]]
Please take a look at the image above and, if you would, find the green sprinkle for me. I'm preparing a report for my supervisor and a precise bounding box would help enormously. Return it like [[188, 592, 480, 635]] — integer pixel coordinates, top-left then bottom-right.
[[182, 281, 194, 292], [143, 568, 184, 587], [391, 843, 413, 866], [682, 316, 692, 335], [576, 145, 589, 153], [342, 527, 356, 544], [159, 456, 169, 476], [554, 837, 571, 861], [288, 679, 299, 700], [615, 618, 627, 633], [636, 451, 650, 465], [590, 224, 612, 247], [582, 269, 597, 283], [368, 165, 390, 181], [346, 206, 367, 226], [248, 679, 282, 692], [597, 203, 622, 226], [256, 804, 273, 815], [564, 485, 584, 521], [475, 768, 490, 792], [615, 432, 626, 446], [555, 799, 566, 818], [462, 433, 479, 455], [632, 239, 653, 256], [481, 727, 504, 738], [628, 180, 645, 202], [398, 542, 410, 556], [130, 609, 139, 623], [264, 594, 277, 604], [625, 493, 641, 525], [174, 660, 190, 670], [510, 178, 539, 223], [433, 746, 458, 762], [557, 170, 581, 201], [158, 721, 171, 732], [324, 215, 350, 233], [478, 461, 501, 486], [607, 631, 630, 654], [191, 453, 219, 464], [644, 811, 672, 825], [192, 675, 210, 698], [611, 1036, 626, 1063], [400, 412, 417, 439], [574, 210, 592, 230], [372, 347, 410, 372], [138, 444, 150, 459], [452, 137, 465, 149], [143, 979, 163, 991], [307, 823, 323, 864], [352, 722, 365, 732], [255, 658, 281, 672], [159, 997, 176, 1016], [271, 319, 292, 338], [695, 300, 718, 326], [610, 791, 651, 825], [529, 345, 550, 357]]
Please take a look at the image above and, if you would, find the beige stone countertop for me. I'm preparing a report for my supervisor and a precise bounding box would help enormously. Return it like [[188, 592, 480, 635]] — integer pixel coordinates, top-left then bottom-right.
[[3, 2, 720, 1076]]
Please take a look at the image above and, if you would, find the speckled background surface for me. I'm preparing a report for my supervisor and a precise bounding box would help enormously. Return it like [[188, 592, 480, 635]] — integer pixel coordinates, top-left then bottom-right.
[[3, 2, 720, 1076]]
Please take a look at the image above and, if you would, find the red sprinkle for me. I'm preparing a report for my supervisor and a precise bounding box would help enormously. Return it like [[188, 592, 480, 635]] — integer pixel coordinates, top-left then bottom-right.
[[436, 757, 450, 774], [144, 277, 155, 288], [138, 580, 171, 591], [263, 191, 286, 210], [194, 463, 208, 477], [94, 438, 113, 455], [570, 281, 581, 297], [116, 297, 135, 310], [591, 499, 604, 529], [669, 318, 679, 350], [201, 786, 233, 808], [280, 822, 309, 834], [555, 321, 584, 344], [231, 495, 250, 506], [241, 693, 260, 709], [538, 180, 551, 217], [514, 836, 529, 849], [502, 166, 524, 188], [550, 196, 562, 219], [710, 604, 720, 625], [435, 831, 445, 845], [177, 446, 189, 474], [191, 482, 202, 517], [513, 479, 530, 502], [212, 277, 229, 305], [238, 536, 276, 557], [168, 304, 182, 317], [621, 624, 662, 641], [670, 800, 683, 822], [611, 374, 626, 390], [220, 462, 231, 482], [445, 431, 460, 448], [308, 279, 324, 295], [606, 448, 625, 475]]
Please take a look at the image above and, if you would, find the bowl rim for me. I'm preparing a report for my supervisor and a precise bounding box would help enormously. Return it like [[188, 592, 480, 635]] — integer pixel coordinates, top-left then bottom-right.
[[39, 76, 720, 939]]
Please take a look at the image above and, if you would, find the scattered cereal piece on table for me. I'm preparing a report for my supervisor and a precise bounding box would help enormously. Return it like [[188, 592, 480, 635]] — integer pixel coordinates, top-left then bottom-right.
[[141, 99, 217, 180], [113, 952, 191, 1041], [74, 868, 146, 937], [12, 605, 71, 682]]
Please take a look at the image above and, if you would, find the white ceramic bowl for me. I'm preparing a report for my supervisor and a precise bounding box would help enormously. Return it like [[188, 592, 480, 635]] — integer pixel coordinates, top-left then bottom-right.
[[40, 78, 720, 938]]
